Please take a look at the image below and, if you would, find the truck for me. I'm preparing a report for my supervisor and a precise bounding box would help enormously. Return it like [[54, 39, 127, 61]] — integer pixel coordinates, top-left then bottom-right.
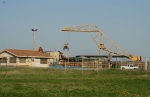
[[121, 64, 139, 69]]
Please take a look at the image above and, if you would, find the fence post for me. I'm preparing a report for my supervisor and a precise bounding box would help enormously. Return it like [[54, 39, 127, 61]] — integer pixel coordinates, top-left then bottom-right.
[[145, 57, 147, 70], [6, 57, 8, 76]]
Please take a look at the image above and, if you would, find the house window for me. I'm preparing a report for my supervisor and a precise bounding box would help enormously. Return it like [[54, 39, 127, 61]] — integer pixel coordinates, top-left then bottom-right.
[[10, 57, 16, 63], [41, 59, 47, 64], [2, 57, 7, 63], [19, 58, 26, 63]]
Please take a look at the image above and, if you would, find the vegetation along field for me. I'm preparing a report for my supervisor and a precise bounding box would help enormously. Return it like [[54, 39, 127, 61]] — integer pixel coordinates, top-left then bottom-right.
[[0, 68, 150, 97]]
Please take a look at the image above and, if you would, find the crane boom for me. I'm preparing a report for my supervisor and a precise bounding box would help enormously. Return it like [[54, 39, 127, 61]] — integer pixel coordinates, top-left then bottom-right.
[[62, 24, 141, 61]]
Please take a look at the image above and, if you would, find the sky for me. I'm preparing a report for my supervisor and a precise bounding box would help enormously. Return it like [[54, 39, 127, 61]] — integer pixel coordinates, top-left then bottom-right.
[[0, 0, 150, 61]]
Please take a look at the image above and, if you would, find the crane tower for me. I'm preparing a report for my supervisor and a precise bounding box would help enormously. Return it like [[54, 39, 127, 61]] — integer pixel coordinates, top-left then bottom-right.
[[62, 24, 141, 62]]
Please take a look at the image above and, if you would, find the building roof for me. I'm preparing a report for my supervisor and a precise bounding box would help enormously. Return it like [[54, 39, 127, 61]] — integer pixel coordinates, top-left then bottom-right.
[[76, 55, 129, 58], [3, 49, 52, 58]]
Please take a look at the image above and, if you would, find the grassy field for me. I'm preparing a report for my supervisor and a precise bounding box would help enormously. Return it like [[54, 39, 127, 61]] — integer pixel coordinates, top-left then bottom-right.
[[0, 68, 150, 97]]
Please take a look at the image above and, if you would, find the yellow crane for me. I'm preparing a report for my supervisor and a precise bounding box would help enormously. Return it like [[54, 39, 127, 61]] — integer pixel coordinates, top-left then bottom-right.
[[62, 24, 141, 62]]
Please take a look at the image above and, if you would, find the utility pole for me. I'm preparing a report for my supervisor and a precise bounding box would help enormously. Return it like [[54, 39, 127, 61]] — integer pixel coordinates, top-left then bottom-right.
[[31, 29, 38, 50], [63, 43, 69, 75]]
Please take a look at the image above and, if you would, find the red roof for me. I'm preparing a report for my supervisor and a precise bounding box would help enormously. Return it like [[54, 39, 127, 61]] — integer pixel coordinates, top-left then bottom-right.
[[5, 49, 51, 58]]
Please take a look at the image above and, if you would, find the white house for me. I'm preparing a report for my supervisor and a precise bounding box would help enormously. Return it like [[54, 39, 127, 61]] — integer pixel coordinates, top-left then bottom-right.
[[0, 49, 53, 68], [44, 51, 60, 64], [44, 51, 69, 65]]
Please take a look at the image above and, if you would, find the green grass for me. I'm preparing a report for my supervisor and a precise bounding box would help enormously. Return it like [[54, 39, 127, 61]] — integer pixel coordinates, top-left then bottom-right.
[[0, 68, 150, 97]]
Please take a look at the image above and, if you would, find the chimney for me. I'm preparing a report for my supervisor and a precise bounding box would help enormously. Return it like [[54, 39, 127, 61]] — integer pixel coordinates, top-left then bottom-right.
[[38, 47, 44, 53]]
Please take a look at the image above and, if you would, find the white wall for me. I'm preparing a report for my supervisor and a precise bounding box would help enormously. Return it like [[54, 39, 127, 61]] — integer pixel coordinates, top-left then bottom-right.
[[0, 52, 15, 66], [45, 51, 59, 62], [0, 52, 13, 57], [31, 58, 49, 68]]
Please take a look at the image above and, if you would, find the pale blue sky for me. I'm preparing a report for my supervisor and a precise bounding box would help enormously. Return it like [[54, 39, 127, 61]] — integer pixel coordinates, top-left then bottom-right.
[[0, 0, 150, 60]]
